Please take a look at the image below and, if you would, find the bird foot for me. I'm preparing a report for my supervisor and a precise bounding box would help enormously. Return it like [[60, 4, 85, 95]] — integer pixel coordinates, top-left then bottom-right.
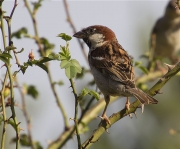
[[125, 99, 132, 118], [98, 114, 111, 126]]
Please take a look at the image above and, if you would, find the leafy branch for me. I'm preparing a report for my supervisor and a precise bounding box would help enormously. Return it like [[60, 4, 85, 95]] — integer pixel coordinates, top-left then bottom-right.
[[23, 0, 69, 130], [58, 33, 82, 149]]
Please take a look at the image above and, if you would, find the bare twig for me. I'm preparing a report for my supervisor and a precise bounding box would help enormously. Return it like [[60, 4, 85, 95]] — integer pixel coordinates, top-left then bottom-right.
[[63, 0, 88, 62], [9, 0, 17, 19]]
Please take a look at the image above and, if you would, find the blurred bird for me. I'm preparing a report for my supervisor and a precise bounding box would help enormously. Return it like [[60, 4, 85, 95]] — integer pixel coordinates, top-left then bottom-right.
[[73, 25, 158, 125], [149, 0, 180, 70]]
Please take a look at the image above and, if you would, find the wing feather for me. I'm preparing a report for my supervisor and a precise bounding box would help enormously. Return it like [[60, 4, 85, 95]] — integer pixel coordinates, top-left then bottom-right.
[[90, 39, 135, 88]]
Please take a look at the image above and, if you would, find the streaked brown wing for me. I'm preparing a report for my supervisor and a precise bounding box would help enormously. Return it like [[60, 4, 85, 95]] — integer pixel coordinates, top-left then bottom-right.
[[90, 39, 135, 88]]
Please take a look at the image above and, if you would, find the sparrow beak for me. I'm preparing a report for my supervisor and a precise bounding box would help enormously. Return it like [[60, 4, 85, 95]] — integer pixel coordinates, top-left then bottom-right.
[[73, 31, 86, 39]]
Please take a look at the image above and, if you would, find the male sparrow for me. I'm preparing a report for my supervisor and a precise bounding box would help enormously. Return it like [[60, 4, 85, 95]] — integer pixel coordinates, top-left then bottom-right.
[[73, 25, 158, 125], [149, 0, 180, 66]]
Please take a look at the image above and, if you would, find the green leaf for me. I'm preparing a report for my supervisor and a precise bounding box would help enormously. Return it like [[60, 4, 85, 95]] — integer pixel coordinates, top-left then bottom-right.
[[32, 0, 43, 13], [27, 85, 39, 99], [65, 65, 77, 79], [20, 134, 31, 147], [59, 46, 71, 61], [57, 80, 64, 86], [20, 65, 28, 74], [76, 67, 88, 79], [27, 61, 34, 66], [57, 33, 72, 41], [12, 27, 28, 39], [38, 57, 53, 63], [38, 37, 55, 57], [81, 88, 89, 97], [36, 62, 48, 73], [13, 71, 19, 77], [60, 60, 71, 69], [0, 56, 9, 65], [1, 53, 12, 58], [71, 59, 82, 73], [134, 61, 142, 67], [89, 90, 100, 100], [79, 88, 90, 100], [79, 88, 100, 100], [33, 141, 43, 149], [61, 59, 82, 79], [48, 53, 59, 60], [139, 66, 149, 75]]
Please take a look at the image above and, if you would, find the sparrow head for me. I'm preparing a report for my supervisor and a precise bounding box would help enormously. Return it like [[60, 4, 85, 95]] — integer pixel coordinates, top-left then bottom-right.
[[73, 25, 116, 49], [165, 0, 180, 18]]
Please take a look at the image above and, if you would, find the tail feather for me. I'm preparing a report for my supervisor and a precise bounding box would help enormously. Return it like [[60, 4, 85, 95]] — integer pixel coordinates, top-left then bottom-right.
[[126, 88, 158, 104]]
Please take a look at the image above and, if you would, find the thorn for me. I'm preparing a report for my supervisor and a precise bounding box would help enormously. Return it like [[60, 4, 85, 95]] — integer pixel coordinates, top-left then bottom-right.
[[19, 127, 24, 131], [155, 89, 163, 95], [105, 129, 110, 134], [164, 63, 175, 72], [69, 118, 76, 121], [1, 64, 6, 69], [137, 104, 144, 113], [133, 111, 137, 118], [159, 78, 165, 83], [17, 122, 21, 126], [129, 113, 133, 118]]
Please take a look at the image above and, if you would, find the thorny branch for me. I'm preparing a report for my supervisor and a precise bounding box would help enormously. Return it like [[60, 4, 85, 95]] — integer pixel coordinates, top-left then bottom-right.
[[2, 0, 20, 148]]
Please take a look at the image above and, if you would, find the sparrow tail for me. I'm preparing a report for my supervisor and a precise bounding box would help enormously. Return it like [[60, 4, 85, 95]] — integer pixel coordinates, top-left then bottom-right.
[[126, 88, 158, 104]]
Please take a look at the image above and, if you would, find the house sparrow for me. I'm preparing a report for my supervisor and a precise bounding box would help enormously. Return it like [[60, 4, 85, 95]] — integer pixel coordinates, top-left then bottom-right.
[[73, 25, 158, 125], [149, 0, 180, 67]]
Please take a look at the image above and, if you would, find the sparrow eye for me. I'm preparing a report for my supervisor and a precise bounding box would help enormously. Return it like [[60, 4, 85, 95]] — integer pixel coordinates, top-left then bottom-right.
[[89, 28, 96, 33]]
